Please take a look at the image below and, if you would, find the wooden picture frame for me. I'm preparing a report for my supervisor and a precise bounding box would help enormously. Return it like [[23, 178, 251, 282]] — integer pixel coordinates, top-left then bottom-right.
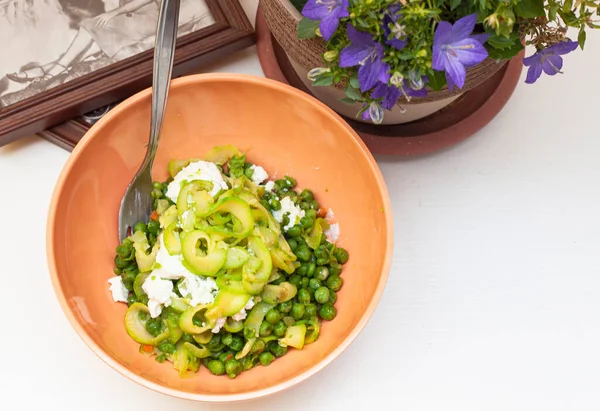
[[0, 0, 254, 149]]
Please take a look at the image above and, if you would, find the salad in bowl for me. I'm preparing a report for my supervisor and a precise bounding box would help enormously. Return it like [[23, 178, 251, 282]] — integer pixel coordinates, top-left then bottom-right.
[[108, 145, 348, 379]]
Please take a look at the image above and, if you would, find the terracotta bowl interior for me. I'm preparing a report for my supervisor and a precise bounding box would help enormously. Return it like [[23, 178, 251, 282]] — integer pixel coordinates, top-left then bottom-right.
[[47, 74, 393, 401]]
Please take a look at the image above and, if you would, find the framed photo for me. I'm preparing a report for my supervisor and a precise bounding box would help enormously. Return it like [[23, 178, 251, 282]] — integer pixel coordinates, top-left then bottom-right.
[[0, 0, 254, 148]]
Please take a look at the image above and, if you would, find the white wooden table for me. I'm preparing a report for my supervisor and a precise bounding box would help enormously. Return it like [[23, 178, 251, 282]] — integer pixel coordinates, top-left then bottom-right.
[[2, 2, 600, 410]]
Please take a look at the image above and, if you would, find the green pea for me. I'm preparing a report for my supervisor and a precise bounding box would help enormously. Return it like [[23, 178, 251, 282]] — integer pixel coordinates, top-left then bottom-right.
[[326, 275, 343, 292], [284, 176, 296, 188], [126, 293, 138, 306], [259, 352, 275, 366], [300, 201, 311, 211], [275, 179, 287, 189], [319, 304, 337, 321], [300, 189, 314, 202], [207, 360, 225, 376], [289, 274, 302, 288], [278, 300, 293, 314], [270, 342, 288, 358], [308, 278, 322, 291], [182, 334, 195, 344], [113, 267, 122, 275], [114, 256, 128, 269], [145, 319, 162, 337], [268, 198, 282, 211], [260, 199, 271, 210], [134, 222, 148, 233], [295, 237, 307, 247], [206, 334, 222, 351], [152, 181, 163, 190], [241, 356, 255, 371], [265, 309, 281, 325], [300, 216, 314, 230], [122, 270, 136, 289], [251, 339, 266, 355], [155, 353, 167, 363], [230, 335, 245, 352], [291, 303, 305, 320], [281, 213, 290, 228], [222, 333, 233, 347], [334, 247, 349, 264], [148, 233, 157, 247], [116, 244, 130, 259], [296, 263, 308, 276], [306, 262, 316, 278], [314, 266, 330, 281], [316, 257, 329, 266], [329, 263, 342, 276], [304, 303, 318, 319], [287, 225, 302, 238], [314, 246, 328, 259], [315, 287, 330, 304], [309, 200, 318, 210], [157, 342, 176, 354], [192, 316, 203, 328], [147, 220, 160, 236], [300, 277, 309, 289], [328, 290, 337, 304], [297, 288, 311, 305], [219, 352, 231, 363], [287, 238, 298, 251], [259, 321, 273, 337], [273, 321, 287, 337], [225, 359, 242, 377], [295, 245, 311, 262]]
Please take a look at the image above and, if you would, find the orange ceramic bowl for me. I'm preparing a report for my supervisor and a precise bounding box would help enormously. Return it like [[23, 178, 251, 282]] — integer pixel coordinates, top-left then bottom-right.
[[46, 74, 393, 403]]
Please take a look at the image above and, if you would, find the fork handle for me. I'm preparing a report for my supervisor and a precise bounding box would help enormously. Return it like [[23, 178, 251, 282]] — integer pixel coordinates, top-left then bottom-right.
[[142, 0, 180, 171]]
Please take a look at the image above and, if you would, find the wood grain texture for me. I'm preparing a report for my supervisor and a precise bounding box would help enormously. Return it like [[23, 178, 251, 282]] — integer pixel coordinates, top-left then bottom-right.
[[2, 0, 255, 149]]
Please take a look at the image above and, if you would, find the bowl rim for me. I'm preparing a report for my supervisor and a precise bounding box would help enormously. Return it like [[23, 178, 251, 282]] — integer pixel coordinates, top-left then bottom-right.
[[46, 73, 394, 403]]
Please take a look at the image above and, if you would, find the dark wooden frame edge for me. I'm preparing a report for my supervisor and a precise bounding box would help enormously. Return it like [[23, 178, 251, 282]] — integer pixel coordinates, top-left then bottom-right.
[[0, 0, 254, 149]]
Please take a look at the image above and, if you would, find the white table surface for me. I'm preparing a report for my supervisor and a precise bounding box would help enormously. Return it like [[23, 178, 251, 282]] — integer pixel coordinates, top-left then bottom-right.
[[2, 2, 600, 410]]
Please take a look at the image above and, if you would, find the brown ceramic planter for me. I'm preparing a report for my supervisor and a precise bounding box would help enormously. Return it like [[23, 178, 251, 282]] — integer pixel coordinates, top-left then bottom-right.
[[256, 3, 524, 156]]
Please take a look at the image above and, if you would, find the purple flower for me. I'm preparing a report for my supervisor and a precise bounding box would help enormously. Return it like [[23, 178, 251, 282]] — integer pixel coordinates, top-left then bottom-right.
[[339, 25, 390, 92], [371, 79, 428, 110], [302, 0, 349, 41], [432, 14, 489, 91], [360, 102, 383, 124], [522, 40, 579, 84], [382, 4, 406, 50]]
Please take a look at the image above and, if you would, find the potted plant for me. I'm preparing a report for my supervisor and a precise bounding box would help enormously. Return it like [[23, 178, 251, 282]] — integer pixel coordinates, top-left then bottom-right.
[[261, 0, 595, 125]]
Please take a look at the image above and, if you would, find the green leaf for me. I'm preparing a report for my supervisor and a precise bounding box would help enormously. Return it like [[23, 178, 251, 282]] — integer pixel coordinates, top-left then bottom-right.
[[486, 41, 524, 60], [344, 85, 362, 100], [349, 76, 359, 89], [427, 70, 447, 91], [578, 28, 587, 49], [558, 9, 580, 26], [514, 0, 545, 18], [338, 97, 356, 105], [486, 31, 519, 50], [450, 0, 461, 10], [297, 17, 319, 40], [549, 4, 559, 20], [313, 74, 334, 87]]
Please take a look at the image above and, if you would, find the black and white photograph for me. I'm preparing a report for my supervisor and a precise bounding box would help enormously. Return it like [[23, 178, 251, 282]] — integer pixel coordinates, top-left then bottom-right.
[[0, 0, 214, 107]]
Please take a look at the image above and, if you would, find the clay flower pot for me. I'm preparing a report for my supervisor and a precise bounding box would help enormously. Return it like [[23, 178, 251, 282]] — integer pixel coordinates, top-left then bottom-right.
[[260, 0, 509, 125]]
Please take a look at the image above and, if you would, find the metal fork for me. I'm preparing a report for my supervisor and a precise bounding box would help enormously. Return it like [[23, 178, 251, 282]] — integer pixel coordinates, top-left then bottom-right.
[[117, 0, 180, 243]]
